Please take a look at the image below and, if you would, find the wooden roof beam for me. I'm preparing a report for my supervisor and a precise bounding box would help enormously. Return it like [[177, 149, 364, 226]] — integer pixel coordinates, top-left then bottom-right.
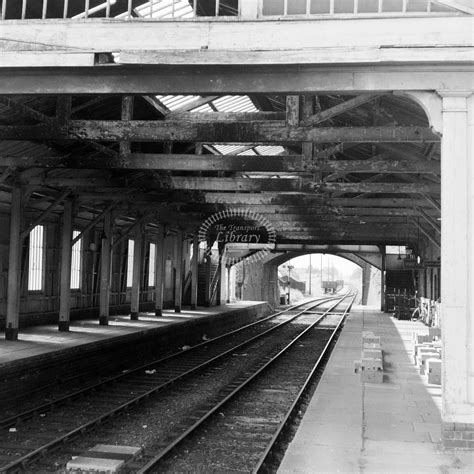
[[422, 193, 441, 212], [416, 207, 441, 234], [176, 204, 437, 217], [0, 153, 440, 174], [0, 97, 119, 158], [302, 94, 380, 127], [0, 122, 440, 143], [411, 219, 440, 248]]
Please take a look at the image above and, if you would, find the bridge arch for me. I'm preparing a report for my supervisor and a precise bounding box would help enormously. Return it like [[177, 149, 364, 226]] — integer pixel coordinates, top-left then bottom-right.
[[241, 251, 376, 308]]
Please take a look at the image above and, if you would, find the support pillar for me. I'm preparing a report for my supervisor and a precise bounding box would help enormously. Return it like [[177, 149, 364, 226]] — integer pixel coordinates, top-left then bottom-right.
[[59, 199, 73, 332], [380, 246, 386, 312], [190, 234, 198, 310], [439, 91, 474, 447], [226, 266, 231, 304], [130, 223, 143, 320], [204, 252, 211, 307], [174, 230, 183, 313], [361, 262, 371, 306], [216, 255, 224, 307], [154, 228, 165, 316], [6, 187, 22, 341], [418, 268, 426, 298], [99, 211, 112, 325]]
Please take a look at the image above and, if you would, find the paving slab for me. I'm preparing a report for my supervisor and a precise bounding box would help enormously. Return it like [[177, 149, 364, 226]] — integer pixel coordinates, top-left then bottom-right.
[[278, 307, 473, 474], [0, 301, 265, 365]]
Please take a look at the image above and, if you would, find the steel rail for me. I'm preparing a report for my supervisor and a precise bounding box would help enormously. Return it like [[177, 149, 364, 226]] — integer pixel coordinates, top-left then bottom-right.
[[0, 297, 327, 431], [253, 292, 357, 473], [0, 297, 339, 473], [136, 293, 352, 472]]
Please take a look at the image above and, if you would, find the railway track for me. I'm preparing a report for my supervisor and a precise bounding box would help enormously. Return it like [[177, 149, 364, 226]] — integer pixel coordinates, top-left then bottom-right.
[[135, 293, 355, 473], [0, 294, 352, 472]]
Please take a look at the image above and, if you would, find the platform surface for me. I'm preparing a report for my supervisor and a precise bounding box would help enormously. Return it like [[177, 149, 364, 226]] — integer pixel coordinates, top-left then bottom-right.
[[0, 302, 265, 366], [278, 306, 474, 474]]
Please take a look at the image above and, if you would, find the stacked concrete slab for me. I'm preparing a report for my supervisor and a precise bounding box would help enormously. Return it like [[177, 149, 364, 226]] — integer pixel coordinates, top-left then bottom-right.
[[413, 328, 442, 385], [355, 331, 383, 384], [66, 444, 141, 473]]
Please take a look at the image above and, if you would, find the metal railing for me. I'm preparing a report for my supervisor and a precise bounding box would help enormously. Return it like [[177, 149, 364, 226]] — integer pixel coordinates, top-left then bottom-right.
[[0, 0, 465, 20]]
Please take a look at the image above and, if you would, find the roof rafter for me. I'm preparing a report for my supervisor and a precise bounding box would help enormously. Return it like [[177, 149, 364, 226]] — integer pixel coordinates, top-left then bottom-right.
[[302, 94, 380, 127]]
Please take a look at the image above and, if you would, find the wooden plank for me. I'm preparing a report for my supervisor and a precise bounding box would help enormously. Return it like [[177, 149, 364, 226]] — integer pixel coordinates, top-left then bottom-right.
[[0, 122, 440, 143], [116, 47, 474, 66], [0, 52, 95, 68], [276, 232, 414, 240], [176, 205, 434, 217], [286, 96, 300, 126], [0, 97, 119, 158], [422, 193, 441, 211], [164, 178, 439, 194], [165, 112, 285, 122], [320, 182, 440, 194], [416, 207, 441, 234], [411, 219, 440, 248], [0, 97, 55, 124], [23, 177, 122, 187], [303, 94, 379, 126], [270, 224, 406, 233], [143, 96, 170, 116], [72, 193, 436, 212], [120, 95, 134, 156], [0, 153, 440, 173], [56, 96, 72, 126], [168, 177, 303, 192], [57, 175, 439, 193], [2, 17, 471, 54]]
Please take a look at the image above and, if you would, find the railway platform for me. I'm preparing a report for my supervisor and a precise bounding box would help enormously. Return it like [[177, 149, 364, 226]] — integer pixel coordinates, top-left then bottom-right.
[[278, 306, 473, 474], [0, 301, 270, 410]]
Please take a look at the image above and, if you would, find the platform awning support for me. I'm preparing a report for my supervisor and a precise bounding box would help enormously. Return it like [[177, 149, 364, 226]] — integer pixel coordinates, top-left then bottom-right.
[[130, 220, 143, 320], [59, 199, 73, 332], [440, 91, 474, 441], [154, 227, 165, 316], [5, 186, 22, 341], [99, 210, 112, 325], [191, 234, 199, 310], [174, 229, 184, 313], [361, 262, 371, 306], [380, 245, 386, 312]]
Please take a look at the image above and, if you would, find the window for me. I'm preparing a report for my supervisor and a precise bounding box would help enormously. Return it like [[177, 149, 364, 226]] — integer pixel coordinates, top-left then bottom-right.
[[71, 230, 82, 290], [148, 242, 156, 287], [28, 225, 44, 291], [127, 239, 135, 287], [386, 245, 406, 255]]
